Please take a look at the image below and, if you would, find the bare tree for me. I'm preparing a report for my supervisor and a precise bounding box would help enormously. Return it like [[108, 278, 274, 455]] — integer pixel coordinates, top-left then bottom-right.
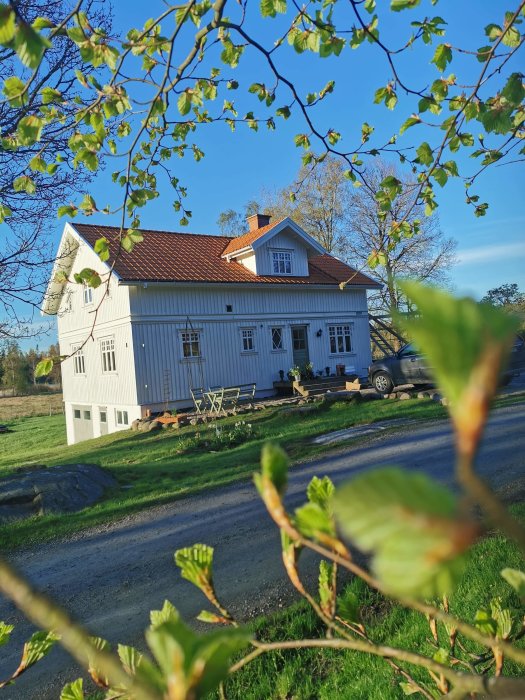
[[345, 162, 457, 314], [261, 156, 351, 256], [0, 0, 109, 337]]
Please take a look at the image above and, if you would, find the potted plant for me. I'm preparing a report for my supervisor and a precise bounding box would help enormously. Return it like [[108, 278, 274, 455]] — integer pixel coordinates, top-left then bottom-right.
[[290, 365, 301, 381], [305, 362, 314, 379]]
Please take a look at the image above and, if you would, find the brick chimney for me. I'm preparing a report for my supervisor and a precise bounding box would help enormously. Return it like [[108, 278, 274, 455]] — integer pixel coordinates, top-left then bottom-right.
[[246, 213, 271, 231]]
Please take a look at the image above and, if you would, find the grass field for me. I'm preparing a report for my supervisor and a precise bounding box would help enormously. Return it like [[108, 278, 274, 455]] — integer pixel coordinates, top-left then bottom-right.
[[1, 396, 448, 550], [0, 392, 63, 420], [2, 392, 523, 551], [218, 504, 525, 700]]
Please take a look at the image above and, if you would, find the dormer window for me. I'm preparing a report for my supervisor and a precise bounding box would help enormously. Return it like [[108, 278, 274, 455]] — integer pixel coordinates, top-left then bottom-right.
[[272, 250, 292, 275]]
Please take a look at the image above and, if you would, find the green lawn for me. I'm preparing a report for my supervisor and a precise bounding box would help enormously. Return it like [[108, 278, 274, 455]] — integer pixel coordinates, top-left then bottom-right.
[[219, 504, 525, 700], [1, 393, 522, 550]]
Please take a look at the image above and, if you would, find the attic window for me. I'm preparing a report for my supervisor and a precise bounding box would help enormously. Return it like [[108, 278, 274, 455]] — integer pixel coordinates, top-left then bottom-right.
[[83, 284, 93, 305], [272, 250, 292, 275]]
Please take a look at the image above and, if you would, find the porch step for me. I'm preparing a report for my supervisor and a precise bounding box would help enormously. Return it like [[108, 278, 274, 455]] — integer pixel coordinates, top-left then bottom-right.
[[292, 376, 348, 397]]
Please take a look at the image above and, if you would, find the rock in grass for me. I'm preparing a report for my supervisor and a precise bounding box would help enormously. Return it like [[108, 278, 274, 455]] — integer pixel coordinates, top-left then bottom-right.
[[0, 464, 116, 523]]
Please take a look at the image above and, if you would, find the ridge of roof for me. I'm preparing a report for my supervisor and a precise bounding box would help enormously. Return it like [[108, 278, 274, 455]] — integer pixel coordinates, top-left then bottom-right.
[[221, 218, 286, 257]]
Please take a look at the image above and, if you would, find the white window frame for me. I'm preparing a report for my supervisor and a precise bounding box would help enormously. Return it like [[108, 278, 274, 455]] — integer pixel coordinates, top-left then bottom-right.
[[100, 337, 117, 373], [73, 408, 81, 419], [116, 409, 128, 426], [271, 327, 284, 352], [271, 249, 293, 275], [240, 327, 256, 353], [99, 408, 107, 423], [83, 284, 93, 306], [328, 324, 353, 355], [71, 343, 86, 375], [181, 330, 201, 359]]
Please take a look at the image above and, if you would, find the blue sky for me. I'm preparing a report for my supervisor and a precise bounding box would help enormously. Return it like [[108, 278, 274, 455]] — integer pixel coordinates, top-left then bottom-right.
[[3, 0, 524, 349]]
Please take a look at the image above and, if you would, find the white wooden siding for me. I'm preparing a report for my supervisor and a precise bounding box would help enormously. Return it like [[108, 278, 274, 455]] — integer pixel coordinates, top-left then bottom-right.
[[129, 284, 371, 407], [56, 240, 131, 337], [254, 230, 309, 276]]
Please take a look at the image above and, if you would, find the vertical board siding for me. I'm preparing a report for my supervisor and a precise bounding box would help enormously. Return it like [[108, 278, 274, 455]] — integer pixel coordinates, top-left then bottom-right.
[[56, 241, 131, 337], [61, 322, 139, 406], [130, 284, 372, 406], [255, 230, 309, 276]]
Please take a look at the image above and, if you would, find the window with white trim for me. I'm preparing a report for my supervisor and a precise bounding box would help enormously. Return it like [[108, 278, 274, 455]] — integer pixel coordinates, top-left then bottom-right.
[[181, 331, 201, 358], [100, 337, 116, 372], [73, 409, 81, 419], [116, 409, 128, 425], [99, 410, 107, 423], [71, 344, 85, 375], [272, 250, 292, 275], [271, 327, 283, 351], [241, 328, 256, 352], [83, 284, 93, 305], [328, 324, 352, 354]]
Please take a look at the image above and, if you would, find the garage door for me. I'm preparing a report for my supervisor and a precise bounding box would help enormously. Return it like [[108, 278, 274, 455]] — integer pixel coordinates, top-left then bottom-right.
[[72, 405, 94, 442]]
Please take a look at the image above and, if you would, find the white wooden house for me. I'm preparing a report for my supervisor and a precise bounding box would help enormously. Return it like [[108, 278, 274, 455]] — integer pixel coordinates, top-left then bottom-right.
[[42, 214, 380, 444]]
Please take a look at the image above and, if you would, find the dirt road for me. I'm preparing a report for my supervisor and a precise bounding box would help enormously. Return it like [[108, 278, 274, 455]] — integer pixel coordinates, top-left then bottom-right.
[[1, 403, 524, 699]]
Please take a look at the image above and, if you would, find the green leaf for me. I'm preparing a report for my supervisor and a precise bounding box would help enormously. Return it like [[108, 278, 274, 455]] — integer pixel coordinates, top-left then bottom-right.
[[400, 681, 421, 695], [416, 142, 433, 166], [3, 76, 26, 106], [0, 4, 16, 43], [491, 597, 512, 639], [117, 644, 143, 676], [295, 502, 335, 539], [146, 620, 249, 698], [197, 610, 230, 624], [432, 43, 452, 72], [0, 621, 14, 647], [432, 168, 448, 187], [474, 607, 497, 636], [391, 0, 421, 11], [29, 156, 47, 173], [0, 204, 12, 223], [337, 591, 360, 624], [41, 86, 62, 104], [21, 631, 59, 669], [175, 544, 214, 593], [14, 21, 51, 69], [13, 175, 36, 194], [260, 443, 288, 494], [333, 467, 473, 598], [94, 237, 110, 262], [17, 115, 44, 145], [260, 0, 287, 18], [57, 205, 78, 218], [150, 600, 180, 629], [318, 560, 335, 615], [501, 568, 525, 602], [60, 679, 84, 700], [501, 72, 525, 106], [397, 282, 519, 409], [399, 114, 420, 135], [307, 476, 335, 511]]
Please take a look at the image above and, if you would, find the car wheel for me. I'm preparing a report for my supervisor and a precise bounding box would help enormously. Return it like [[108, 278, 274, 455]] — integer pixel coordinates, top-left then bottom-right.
[[373, 371, 394, 394]]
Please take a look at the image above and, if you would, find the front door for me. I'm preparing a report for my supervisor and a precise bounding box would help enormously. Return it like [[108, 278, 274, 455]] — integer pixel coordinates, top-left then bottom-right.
[[291, 326, 309, 369]]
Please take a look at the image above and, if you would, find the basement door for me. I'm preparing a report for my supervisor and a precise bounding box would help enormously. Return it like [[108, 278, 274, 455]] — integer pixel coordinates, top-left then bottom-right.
[[291, 325, 309, 368], [72, 405, 94, 442]]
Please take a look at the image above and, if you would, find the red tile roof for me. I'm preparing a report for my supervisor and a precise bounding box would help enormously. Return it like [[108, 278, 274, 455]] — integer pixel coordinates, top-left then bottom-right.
[[221, 219, 285, 257], [72, 223, 379, 288]]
